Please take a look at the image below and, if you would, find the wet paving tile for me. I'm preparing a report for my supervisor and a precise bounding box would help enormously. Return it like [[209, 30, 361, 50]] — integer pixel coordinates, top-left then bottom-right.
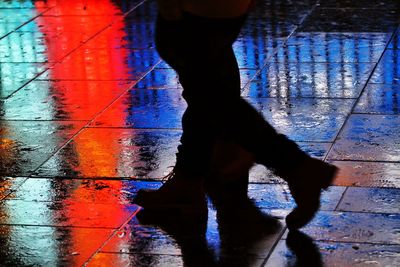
[[88, 253, 184, 267], [17, 15, 115, 33], [34, 128, 181, 178], [122, 1, 158, 23], [1, 80, 133, 120], [91, 89, 185, 128], [388, 29, 400, 49], [330, 160, 400, 188], [299, 8, 399, 32], [247, 98, 354, 142], [249, 8, 311, 25], [378, 47, 400, 63], [38, 47, 159, 81], [0, 8, 38, 23], [318, 0, 400, 9], [0, 22, 23, 39], [5, 178, 160, 205], [233, 37, 284, 69], [90, 252, 264, 267], [0, 1, 37, 8], [0, 177, 27, 200], [289, 211, 400, 244], [1, 0, 400, 265], [141, 67, 255, 89], [0, 31, 49, 63], [0, 199, 138, 228], [354, 84, 400, 114], [273, 44, 385, 63], [370, 49, 400, 84], [0, 63, 48, 99], [0, 121, 86, 176], [0, 225, 114, 267], [276, 32, 390, 64], [134, 69, 181, 89], [44, 1, 124, 16], [252, 0, 314, 11], [101, 216, 181, 255], [240, 19, 296, 39], [286, 32, 391, 47], [101, 22, 155, 50], [244, 62, 374, 98], [327, 114, 400, 162], [267, 240, 400, 267], [102, 208, 283, 262], [337, 187, 400, 213], [248, 184, 345, 211], [240, 69, 258, 87]]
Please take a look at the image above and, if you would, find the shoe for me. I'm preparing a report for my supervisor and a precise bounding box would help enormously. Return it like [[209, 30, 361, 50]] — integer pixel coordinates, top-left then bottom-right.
[[286, 230, 323, 267], [134, 168, 207, 219], [285, 158, 338, 230]]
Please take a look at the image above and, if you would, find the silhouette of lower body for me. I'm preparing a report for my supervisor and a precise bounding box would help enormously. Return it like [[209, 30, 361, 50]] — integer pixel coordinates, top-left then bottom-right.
[[135, 11, 338, 231], [156, 12, 307, 178]]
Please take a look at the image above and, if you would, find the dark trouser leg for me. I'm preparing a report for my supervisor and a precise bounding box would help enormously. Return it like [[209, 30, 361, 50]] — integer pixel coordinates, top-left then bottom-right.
[[155, 13, 308, 179]]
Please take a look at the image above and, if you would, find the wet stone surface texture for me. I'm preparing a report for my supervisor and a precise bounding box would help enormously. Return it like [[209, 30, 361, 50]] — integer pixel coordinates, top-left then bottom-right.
[[0, 0, 399, 266]]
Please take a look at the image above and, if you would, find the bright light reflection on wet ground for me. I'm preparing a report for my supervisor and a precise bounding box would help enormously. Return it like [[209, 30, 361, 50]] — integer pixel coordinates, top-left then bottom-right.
[[0, 0, 399, 266]]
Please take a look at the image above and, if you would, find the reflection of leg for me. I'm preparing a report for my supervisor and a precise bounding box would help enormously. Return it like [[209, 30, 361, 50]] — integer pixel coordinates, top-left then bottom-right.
[[137, 209, 217, 267], [214, 193, 281, 266], [286, 230, 323, 267]]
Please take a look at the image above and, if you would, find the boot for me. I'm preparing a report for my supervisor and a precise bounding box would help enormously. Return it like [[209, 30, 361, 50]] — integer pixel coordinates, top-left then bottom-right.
[[284, 158, 338, 230], [134, 168, 207, 219]]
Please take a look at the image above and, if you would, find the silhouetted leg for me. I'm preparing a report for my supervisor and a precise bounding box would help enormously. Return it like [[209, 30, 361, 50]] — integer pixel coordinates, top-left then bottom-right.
[[156, 13, 308, 177]]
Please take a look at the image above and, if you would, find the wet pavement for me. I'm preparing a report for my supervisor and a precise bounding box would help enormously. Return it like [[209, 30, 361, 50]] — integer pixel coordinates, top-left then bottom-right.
[[0, 0, 399, 266]]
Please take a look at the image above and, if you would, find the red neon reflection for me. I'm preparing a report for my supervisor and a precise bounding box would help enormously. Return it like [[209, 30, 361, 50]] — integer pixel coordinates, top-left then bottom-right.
[[35, 1, 132, 264]]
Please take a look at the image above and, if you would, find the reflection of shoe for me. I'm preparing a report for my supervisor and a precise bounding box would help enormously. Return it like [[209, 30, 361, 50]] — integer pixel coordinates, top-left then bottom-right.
[[137, 209, 217, 267], [285, 158, 338, 230], [216, 197, 281, 238], [134, 168, 207, 218], [216, 197, 281, 267], [286, 230, 323, 267]]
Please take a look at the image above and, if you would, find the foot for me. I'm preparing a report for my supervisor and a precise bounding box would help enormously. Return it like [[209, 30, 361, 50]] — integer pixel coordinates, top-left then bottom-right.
[[285, 158, 338, 230], [134, 169, 207, 219]]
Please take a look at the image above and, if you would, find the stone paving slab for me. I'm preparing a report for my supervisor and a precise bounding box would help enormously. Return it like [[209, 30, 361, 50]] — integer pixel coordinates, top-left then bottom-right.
[[1, 80, 134, 120], [0, 200, 138, 228], [267, 239, 400, 267], [354, 83, 400, 115], [88, 253, 185, 267], [0, 0, 399, 266], [244, 62, 374, 98], [33, 129, 181, 178], [337, 187, 400, 213], [285, 211, 400, 245], [0, 121, 86, 176], [0, 225, 115, 267], [329, 160, 400, 188], [327, 114, 400, 162]]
